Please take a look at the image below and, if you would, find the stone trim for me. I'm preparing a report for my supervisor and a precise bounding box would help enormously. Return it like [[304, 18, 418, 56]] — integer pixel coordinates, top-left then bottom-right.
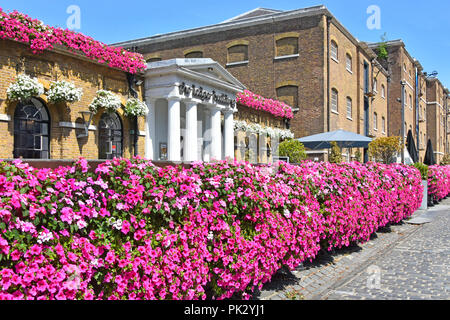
[[59, 122, 97, 131], [274, 32, 300, 41], [226, 40, 250, 49], [0, 114, 11, 122]]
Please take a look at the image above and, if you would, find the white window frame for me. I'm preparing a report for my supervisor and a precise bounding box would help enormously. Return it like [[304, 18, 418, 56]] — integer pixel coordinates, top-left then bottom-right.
[[330, 41, 339, 62], [346, 97, 352, 120], [331, 89, 339, 113], [346, 54, 352, 73]]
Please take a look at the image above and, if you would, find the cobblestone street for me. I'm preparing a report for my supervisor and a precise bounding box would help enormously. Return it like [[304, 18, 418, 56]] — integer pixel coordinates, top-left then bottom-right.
[[255, 199, 450, 301]]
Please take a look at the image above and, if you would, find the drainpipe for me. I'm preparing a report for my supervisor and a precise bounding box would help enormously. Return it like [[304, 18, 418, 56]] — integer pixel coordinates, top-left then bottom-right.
[[415, 67, 420, 152], [126, 72, 139, 157], [326, 15, 332, 133]]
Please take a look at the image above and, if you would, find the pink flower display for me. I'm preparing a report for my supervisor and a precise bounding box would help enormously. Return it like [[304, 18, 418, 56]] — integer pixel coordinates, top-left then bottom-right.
[[428, 165, 450, 202], [0, 9, 146, 74], [236, 90, 294, 119], [0, 157, 436, 300]]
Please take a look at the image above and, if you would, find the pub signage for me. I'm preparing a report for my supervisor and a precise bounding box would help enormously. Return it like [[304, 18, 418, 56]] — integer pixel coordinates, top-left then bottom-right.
[[178, 82, 236, 108]]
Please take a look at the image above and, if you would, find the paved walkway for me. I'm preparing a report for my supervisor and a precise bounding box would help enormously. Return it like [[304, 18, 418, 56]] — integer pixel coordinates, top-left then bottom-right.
[[254, 199, 450, 300]]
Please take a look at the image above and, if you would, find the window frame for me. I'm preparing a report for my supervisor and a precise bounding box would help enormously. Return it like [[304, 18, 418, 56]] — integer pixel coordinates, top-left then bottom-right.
[[330, 40, 339, 62], [346, 97, 353, 120], [331, 88, 339, 113]]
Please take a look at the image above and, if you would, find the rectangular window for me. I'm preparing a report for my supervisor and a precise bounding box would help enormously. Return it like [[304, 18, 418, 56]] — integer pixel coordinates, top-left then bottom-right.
[[373, 113, 378, 131], [382, 117, 386, 133]]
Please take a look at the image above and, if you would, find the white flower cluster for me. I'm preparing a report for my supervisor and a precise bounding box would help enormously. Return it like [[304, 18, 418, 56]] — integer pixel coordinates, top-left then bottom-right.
[[107, 217, 123, 231], [47, 80, 83, 104], [123, 97, 148, 117], [234, 120, 294, 140], [37, 230, 54, 244], [7, 74, 44, 102], [89, 90, 122, 114]]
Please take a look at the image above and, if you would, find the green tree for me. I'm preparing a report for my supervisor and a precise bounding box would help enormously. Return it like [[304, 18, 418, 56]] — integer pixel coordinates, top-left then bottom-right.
[[329, 141, 342, 164], [353, 149, 362, 162], [368, 136, 402, 164], [278, 139, 307, 163]]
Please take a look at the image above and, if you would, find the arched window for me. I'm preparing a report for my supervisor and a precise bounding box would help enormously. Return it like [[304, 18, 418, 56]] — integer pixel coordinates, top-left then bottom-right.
[[346, 97, 352, 119], [381, 84, 386, 98], [331, 88, 339, 113], [276, 85, 298, 108], [227, 45, 249, 64], [14, 98, 50, 159], [98, 112, 123, 160], [146, 57, 162, 63], [276, 37, 299, 57], [185, 51, 203, 59], [330, 40, 338, 61], [346, 54, 352, 72]]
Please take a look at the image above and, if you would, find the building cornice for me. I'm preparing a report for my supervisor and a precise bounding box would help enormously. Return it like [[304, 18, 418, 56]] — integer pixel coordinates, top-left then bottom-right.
[[112, 5, 362, 49]]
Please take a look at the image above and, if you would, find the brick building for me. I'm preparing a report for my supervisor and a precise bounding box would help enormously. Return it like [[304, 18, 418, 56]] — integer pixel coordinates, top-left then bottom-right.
[[115, 5, 389, 160], [0, 39, 146, 160], [368, 40, 449, 163], [426, 78, 449, 163]]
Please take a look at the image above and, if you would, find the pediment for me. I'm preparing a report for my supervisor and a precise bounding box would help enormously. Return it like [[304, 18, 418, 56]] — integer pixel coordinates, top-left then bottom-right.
[[147, 58, 246, 93]]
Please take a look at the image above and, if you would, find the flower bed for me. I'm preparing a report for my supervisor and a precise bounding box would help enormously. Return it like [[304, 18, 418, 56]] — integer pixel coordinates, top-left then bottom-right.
[[428, 165, 450, 202], [0, 9, 146, 74], [237, 90, 294, 119], [0, 158, 423, 300]]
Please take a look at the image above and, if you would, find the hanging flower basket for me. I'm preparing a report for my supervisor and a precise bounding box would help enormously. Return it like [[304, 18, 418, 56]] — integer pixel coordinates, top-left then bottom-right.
[[6, 74, 44, 102], [47, 80, 83, 104], [234, 120, 294, 140], [89, 90, 121, 114], [123, 98, 148, 118]]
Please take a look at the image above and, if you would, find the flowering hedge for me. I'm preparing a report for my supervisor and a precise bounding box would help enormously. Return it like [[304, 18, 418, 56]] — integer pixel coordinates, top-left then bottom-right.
[[237, 90, 294, 119], [428, 165, 450, 202], [0, 9, 146, 74], [0, 158, 422, 300]]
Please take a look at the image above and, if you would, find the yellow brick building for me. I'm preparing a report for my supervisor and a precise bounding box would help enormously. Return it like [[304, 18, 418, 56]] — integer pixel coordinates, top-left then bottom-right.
[[0, 39, 146, 160]]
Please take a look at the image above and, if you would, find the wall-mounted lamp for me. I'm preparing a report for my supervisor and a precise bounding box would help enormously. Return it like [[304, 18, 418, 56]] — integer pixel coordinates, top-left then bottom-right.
[[77, 111, 93, 138]]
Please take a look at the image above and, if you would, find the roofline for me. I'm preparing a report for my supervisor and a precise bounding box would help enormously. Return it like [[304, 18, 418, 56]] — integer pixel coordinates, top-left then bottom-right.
[[112, 5, 328, 48], [221, 7, 282, 23], [114, 5, 374, 62], [368, 39, 418, 65]]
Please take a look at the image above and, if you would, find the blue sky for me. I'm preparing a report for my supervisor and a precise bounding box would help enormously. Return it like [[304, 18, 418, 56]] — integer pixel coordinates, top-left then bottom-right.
[[1, 0, 449, 86]]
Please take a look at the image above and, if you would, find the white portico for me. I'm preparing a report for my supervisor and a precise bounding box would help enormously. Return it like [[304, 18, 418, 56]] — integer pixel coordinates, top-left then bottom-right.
[[145, 59, 246, 162]]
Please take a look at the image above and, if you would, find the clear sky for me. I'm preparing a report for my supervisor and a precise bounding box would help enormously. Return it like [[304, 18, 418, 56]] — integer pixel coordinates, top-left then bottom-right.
[[1, 0, 449, 86]]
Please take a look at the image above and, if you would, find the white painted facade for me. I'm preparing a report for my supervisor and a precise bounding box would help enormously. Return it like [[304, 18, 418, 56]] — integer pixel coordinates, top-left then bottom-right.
[[144, 59, 246, 162]]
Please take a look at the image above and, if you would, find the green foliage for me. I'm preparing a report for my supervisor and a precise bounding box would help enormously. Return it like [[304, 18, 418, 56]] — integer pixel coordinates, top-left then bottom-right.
[[368, 136, 402, 164], [413, 163, 429, 181], [329, 141, 342, 164], [440, 154, 450, 166], [377, 33, 389, 61], [278, 139, 307, 163], [353, 149, 362, 163]]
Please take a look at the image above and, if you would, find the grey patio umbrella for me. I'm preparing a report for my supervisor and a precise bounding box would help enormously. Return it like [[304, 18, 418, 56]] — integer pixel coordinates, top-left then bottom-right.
[[424, 139, 436, 166], [406, 130, 419, 164], [297, 129, 373, 150]]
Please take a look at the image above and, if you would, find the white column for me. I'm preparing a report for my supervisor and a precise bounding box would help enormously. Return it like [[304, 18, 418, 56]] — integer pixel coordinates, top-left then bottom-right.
[[185, 101, 198, 162], [167, 97, 181, 162], [145, 98, 156, 160], [210, 105, 222, 161], [223, 110, 235, 160]]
